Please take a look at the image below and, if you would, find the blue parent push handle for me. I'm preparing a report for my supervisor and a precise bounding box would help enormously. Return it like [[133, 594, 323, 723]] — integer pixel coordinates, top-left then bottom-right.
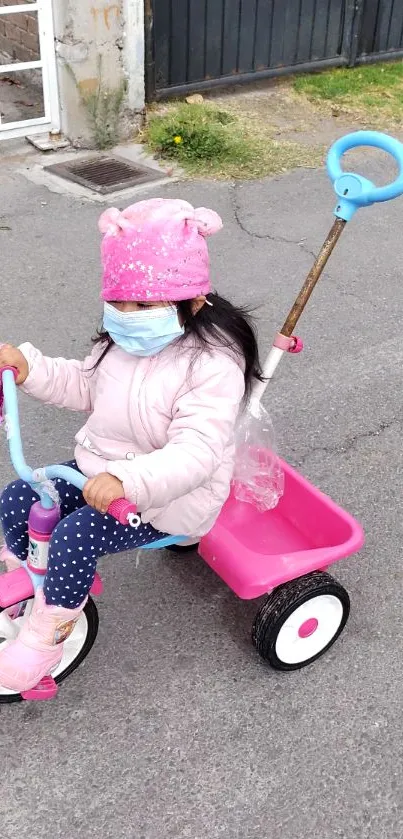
[[327, 130, 403, 221]]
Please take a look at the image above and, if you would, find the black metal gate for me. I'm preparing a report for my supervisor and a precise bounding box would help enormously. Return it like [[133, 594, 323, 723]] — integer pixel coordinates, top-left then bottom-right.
[[145, 0, 403, 101], [356, 0, 403, 60]]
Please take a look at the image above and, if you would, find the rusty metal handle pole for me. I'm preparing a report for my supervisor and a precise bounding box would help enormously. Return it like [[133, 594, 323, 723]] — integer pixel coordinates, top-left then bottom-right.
[[250, 219, 346, 406], [280, 218, 346, 338], [250, 131, 403, 407], [281, 129, 403, 339]]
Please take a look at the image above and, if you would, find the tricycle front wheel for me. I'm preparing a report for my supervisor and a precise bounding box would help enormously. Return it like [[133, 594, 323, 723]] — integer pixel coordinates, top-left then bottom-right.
[[252, 571, 350, 671], [0, 596, 99, 703]]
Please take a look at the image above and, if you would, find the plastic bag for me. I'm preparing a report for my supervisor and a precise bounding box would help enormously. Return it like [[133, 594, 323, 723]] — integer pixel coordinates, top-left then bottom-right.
[[232, 400, 284, 512]]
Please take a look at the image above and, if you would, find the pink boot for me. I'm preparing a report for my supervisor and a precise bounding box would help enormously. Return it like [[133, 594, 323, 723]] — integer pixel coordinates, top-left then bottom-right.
[[0, 544, 22, 571], [0, 588, 86, 692]]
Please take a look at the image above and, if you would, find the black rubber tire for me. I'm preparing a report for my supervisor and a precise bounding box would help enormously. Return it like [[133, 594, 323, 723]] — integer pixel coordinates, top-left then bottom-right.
[[0, 596, 99, 703], [165, 543, 199, 554], [252, 571, 350, 672]]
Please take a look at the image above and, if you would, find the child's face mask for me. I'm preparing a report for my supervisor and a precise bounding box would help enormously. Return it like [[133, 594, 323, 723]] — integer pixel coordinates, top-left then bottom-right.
[[103, 302, 185, 357]]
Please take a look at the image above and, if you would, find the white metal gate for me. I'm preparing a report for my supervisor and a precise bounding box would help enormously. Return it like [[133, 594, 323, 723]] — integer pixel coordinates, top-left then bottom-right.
[[0, 0, 59, 140]]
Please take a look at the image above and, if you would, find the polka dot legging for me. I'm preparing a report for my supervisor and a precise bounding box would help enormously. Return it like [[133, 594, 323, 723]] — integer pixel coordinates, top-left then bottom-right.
[[0, 460, 168, 609]]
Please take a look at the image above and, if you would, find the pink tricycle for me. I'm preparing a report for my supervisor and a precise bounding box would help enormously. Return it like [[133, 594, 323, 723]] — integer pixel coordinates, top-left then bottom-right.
[[1, 131, 403, 702]]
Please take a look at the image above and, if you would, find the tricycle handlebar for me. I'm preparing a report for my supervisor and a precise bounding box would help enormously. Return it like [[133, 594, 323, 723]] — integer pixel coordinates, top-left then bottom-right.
[[0, 368, 138, 527]]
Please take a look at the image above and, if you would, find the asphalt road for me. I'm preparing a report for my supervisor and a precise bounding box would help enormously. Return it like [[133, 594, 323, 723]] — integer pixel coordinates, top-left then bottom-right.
[[0, 147, 402, 839]]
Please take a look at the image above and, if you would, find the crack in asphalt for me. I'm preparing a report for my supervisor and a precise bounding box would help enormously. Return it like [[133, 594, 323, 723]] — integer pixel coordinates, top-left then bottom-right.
[[295, 417, 402, 466], [230, 183, 380, 315], [230, 182, 318, 261]]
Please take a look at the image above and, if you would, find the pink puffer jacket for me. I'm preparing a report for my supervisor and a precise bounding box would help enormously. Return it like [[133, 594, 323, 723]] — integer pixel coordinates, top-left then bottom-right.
[[19, 339, 245, 538]]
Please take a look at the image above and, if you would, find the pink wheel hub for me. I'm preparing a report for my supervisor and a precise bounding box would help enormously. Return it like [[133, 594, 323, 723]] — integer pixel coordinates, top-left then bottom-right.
[[298, 617, 319, 638]]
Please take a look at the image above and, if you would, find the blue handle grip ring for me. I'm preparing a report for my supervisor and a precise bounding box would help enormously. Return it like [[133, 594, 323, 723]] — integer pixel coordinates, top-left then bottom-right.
[[326, 130, 403, 221]]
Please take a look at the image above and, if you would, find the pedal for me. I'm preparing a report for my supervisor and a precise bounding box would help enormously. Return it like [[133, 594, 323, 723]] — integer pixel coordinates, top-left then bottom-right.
[[21, 675, 58, 701]]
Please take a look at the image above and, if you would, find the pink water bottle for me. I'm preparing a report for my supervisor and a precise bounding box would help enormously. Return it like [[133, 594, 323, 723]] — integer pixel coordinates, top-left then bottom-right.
[[27, 502, 61, 575]]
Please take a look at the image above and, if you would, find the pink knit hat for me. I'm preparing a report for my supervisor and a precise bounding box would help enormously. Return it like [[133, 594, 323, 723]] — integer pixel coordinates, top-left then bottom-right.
[[99, 197, 222, 302]]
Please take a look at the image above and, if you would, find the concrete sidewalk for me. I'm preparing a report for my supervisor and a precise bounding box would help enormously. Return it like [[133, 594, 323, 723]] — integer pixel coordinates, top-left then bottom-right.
[[0, 146, 402, 839]]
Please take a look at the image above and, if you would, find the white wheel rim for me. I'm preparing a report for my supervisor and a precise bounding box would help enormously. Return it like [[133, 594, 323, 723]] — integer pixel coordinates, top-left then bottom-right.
[[275, 594, 344, 665], [0, 601, 89, 697]]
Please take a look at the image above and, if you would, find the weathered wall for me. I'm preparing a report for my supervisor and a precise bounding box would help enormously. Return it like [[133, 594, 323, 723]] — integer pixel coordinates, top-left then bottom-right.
[[0, 0, 39, 64], [52, 0, 145, 146]]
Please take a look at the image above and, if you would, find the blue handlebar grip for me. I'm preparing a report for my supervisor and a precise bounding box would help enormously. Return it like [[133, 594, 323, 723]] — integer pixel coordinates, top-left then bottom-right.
[[1, 369, 33, 484], [1, 369, 87, 504], [326, 130, 403, 221]]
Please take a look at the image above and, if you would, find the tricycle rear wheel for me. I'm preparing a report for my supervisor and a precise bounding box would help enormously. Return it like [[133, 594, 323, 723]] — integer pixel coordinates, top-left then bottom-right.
[[165, 543, 199, 554], [252, 571, 350, 671]]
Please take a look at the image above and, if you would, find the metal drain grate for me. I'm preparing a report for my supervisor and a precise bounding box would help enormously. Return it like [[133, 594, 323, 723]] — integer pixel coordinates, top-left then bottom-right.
[[45, 156, 163, 194]]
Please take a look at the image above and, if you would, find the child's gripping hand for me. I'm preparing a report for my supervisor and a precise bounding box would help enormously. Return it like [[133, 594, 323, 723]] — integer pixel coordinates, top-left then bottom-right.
[[83, 473, 125, 515], [0, 344, 29, 384]]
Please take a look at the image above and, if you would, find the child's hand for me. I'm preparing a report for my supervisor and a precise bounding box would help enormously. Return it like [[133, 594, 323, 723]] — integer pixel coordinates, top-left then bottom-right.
[[0, 344, 29, 385], [83, 474, 124, 514]]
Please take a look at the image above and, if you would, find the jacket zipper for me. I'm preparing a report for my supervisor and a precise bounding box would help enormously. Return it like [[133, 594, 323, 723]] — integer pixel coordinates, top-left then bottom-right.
[[137, 357, 159, 450]]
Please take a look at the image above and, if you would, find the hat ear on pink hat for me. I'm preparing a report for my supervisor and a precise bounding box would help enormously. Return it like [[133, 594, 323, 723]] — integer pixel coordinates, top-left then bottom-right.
[[191, 207, 222, 237], [98, 201, 222, 238], [98, 197, 223, 303], [98, 207, 133, 235]]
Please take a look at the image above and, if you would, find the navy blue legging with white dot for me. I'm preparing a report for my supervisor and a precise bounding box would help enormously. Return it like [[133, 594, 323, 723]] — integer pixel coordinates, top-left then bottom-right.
[[0, 460, 168, 609]]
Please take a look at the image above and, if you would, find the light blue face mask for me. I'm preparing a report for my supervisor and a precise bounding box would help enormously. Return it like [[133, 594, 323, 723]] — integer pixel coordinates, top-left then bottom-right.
[[103, 303, 185, 358]]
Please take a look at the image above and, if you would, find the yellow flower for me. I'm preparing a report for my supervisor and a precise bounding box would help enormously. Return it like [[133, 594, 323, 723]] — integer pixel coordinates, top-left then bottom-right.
[[173, 135, 183, 144]]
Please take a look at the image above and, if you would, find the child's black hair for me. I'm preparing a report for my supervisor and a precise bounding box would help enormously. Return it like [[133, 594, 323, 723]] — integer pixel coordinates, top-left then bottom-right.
[[92, 293, 264, 399]]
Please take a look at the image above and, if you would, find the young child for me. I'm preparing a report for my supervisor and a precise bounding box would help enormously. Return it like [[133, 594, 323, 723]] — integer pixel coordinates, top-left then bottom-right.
[[0, 197, 262, 693]]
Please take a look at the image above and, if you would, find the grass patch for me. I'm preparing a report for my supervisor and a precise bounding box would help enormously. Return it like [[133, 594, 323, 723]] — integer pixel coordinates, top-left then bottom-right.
[[293, 62, 403, 124], [145, 101, 323, 179]]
